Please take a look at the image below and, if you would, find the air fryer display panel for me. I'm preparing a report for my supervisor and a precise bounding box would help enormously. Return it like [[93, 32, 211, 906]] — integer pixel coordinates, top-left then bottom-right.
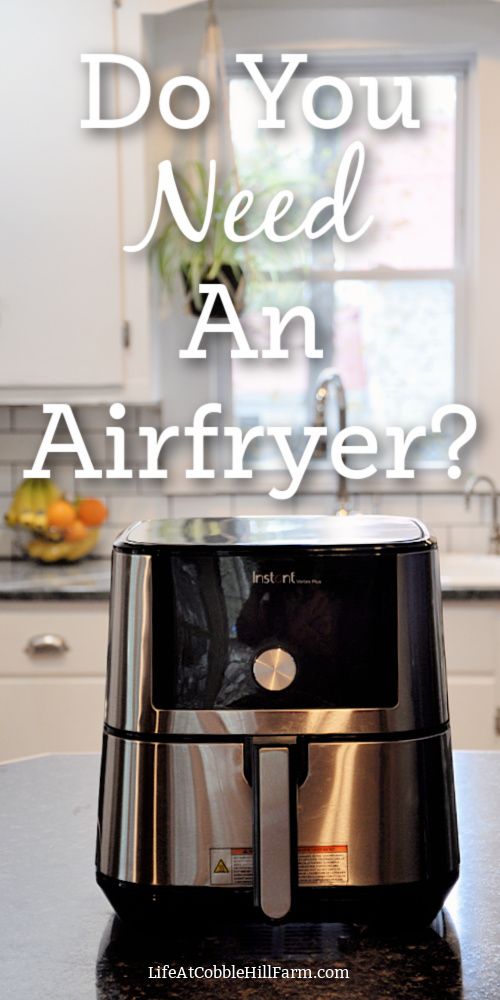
[[151, 553, 399, 709]]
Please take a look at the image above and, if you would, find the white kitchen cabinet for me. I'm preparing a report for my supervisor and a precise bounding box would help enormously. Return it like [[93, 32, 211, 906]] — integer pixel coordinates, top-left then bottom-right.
[[447, 675, 498, 751], [0, 600, 109, 678], [443, 601, 500, 750], [0, 0, 155, 403], [0, 600, 108, 761]]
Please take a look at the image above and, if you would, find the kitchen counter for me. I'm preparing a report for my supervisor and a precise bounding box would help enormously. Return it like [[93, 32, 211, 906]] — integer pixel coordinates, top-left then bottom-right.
[[439, 554, 500, 600], [1, 553, 500, 600], [0, 558, 111, 600], [0, 752, 498, 1000]]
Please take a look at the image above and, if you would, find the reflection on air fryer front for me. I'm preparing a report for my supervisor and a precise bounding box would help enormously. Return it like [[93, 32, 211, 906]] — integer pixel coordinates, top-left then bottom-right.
[[95, 910, 462, 999], [167, 554, 398, 710]]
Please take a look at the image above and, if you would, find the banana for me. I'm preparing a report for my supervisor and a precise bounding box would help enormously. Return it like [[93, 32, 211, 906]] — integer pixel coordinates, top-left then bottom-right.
[[27, 528, 99, 563], [21, 479, 39, 528], [5, 480, 27, 525], [30, 480, 49, 532], [31, 478, 44, 514], [27, 538, 70, 563], [32, 513, 49, 532], [5, 478, 62, 529], [5, 506, 17, 527], [6, 480, 27, 525], [64, 529, 99, 562], [13, 479, 36, 527]]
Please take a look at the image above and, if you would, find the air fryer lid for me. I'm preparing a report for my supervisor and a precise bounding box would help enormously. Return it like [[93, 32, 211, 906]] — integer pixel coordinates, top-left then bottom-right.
[[115, 514, 431, 552]]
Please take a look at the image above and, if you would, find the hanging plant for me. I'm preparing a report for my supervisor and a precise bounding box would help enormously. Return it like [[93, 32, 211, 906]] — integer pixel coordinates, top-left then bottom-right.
[[155, 162, 245, 316]]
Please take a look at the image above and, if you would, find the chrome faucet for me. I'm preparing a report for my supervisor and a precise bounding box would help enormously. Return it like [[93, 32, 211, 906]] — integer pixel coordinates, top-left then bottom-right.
[[312, 367, 350, 512], [465, 474, 500, 554]]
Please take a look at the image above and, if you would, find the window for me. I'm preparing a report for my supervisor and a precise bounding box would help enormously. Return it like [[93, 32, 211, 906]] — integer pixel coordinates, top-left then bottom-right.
[[228, 63, 463, 467]]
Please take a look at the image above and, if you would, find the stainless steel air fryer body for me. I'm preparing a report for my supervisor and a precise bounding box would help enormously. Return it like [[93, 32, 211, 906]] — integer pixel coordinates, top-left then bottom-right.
[[96, 515, 459, 924]]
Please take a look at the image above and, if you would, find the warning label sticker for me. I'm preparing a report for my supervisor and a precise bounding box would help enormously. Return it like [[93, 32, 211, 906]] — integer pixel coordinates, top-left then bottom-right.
[[209, 846, 347, 886], [298, 845, 348, 886], [210, 848, 253, 886]]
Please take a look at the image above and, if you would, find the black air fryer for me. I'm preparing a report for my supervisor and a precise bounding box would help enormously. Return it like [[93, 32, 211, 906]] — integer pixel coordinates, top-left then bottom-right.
[[96, 515, 459, 923]]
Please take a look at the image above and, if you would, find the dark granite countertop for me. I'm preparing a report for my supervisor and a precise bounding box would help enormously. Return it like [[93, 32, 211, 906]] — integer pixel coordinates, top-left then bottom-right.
[[442, 590, 500, 600], [0, 558, 111, 600], [0, 751, 499, 999]]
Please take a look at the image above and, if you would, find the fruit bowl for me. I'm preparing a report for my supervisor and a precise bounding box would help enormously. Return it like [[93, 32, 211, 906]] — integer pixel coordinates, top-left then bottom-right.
[[18, 526, 101, 563], [5, 480, 108, 564]]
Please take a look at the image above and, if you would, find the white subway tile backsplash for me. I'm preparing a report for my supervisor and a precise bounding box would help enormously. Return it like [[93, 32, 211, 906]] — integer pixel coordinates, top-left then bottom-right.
[[0, 468, 13, 494], [170, 495, 232, 518], [11, 407, 43, 431], [109, 495, 167, 526], [48, 467, 75, 500], [294, 493, 374, 515], [0, 433, 49, 464], [93, 526, 122, 557], [76, 404, 144, 431], [294, 494, 337, 515], [71, 405, 111, 431], [373, 494, 422, 518], [419, 494, 471, 527], [139, 475, 169, 495], [0, 404, 498, 557], [349, 494, 375, 514], [5, 426, 158, 471], [464, 492, 494, 523], [73, 477, 142, 497], [139, 406, 163, 427], [72, 432, 113, 466], [0, 529, 13, 558], [429, 524, 450, 553], [232, 493, 293, 516], [449, 525, 490, 554], [11, 403, 151, 434]]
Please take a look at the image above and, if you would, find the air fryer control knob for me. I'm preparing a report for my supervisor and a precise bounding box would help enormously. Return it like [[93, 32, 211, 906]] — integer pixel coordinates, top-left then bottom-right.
[[252, 647, 297, 691]]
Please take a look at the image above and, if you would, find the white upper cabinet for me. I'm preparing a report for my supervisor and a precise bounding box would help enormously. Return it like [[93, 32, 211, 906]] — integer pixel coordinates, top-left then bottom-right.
[[0, 0, 155, 401]]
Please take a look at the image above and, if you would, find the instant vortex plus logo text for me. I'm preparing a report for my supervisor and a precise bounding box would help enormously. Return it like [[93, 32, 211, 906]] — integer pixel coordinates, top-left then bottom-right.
[[252, 571, 322, 585]]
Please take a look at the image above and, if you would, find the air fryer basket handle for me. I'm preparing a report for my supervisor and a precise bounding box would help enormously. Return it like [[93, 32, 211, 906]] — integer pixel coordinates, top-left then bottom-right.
[[252, 745, 295, 920]]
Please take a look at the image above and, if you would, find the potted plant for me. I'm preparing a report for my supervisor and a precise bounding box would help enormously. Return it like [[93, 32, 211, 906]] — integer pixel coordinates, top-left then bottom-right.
[[155, 163, 245, 316]]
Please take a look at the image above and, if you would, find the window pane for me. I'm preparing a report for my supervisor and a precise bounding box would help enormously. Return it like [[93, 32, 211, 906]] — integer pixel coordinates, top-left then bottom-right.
[[233, 278, 454, 466], [335, 77, 457, 271], [332, 279, 454, 446], [229, 69, 459, 469], [229, 74, 317, 273], [230, 73, 457, 272]]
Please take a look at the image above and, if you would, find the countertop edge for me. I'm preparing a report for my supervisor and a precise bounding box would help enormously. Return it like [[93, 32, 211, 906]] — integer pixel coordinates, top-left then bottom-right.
[[1, 588, 499, 602]]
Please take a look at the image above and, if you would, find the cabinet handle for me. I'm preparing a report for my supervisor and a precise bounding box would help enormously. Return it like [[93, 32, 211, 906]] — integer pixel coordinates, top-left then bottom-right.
[[25, 634, 70, 656]]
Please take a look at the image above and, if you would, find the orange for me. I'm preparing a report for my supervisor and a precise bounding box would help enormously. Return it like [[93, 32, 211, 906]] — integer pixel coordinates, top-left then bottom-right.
[[78, 498, 108, 527], [64, 519, 89, 542], [47, 499, 77, 529]]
